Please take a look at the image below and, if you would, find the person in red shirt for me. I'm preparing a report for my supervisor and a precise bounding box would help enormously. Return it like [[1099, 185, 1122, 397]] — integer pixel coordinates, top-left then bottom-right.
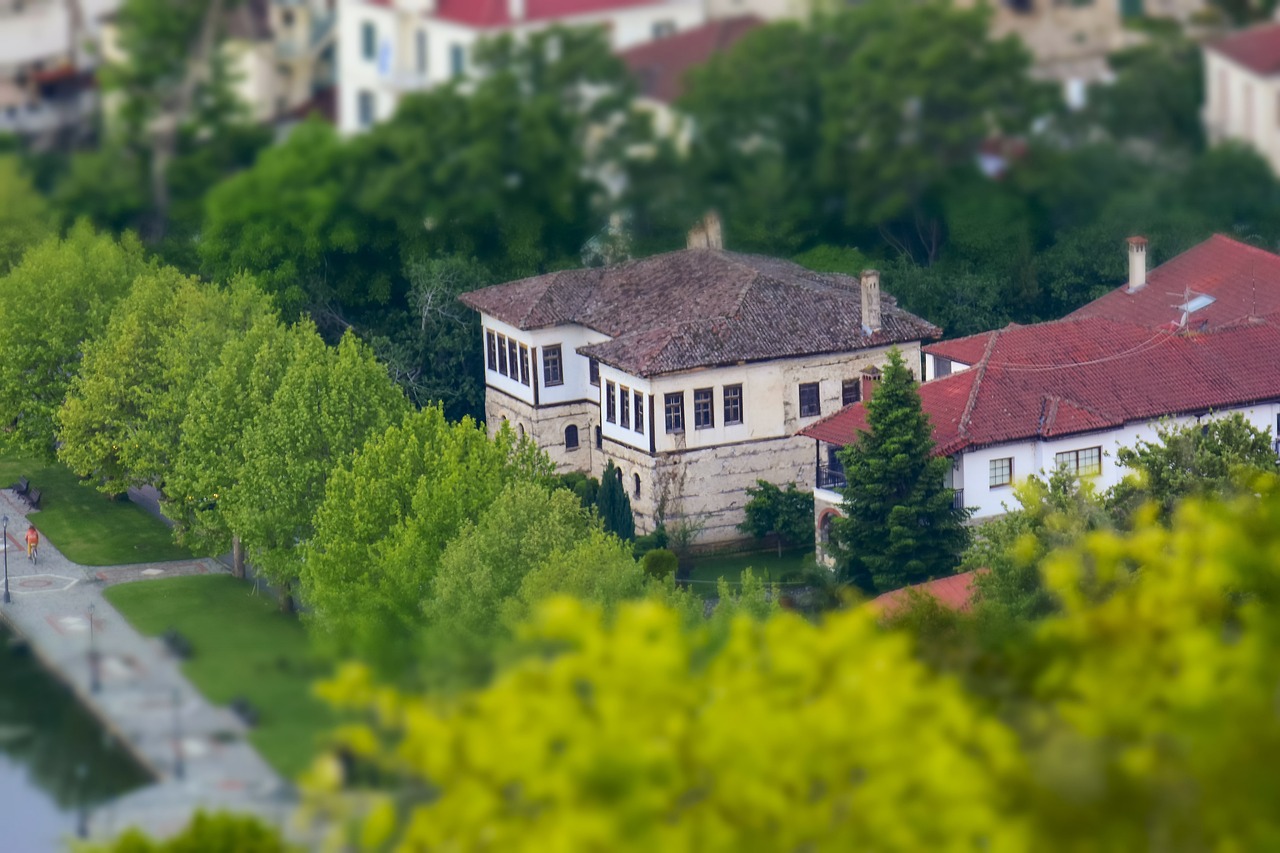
[[25, 524, 38, 562]]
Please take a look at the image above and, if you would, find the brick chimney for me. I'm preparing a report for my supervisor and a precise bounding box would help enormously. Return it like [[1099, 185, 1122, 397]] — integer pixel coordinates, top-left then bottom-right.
[[686, 211, 723, 250], [861, 269, 882, 334], [1126, 236, 1148, 293]]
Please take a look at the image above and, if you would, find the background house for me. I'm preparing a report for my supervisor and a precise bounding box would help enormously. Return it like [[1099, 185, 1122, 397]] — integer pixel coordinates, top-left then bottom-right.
[[335, 0, 706, 134], [460, 230, 939, 545], [1204, 22, 1280, 174]]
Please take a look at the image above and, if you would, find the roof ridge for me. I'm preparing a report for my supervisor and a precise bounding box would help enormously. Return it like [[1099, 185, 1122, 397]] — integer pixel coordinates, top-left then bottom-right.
[[956, 328, 1002, 437]]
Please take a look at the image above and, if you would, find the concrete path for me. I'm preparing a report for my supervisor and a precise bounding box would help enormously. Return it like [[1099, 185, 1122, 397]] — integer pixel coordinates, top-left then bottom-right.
[[0, 489, 295, 842]]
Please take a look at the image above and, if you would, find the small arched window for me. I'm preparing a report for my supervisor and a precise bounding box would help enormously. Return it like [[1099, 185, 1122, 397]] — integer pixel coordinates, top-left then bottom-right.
[[615, 467, 623, 483], [633, 474, 641, 499], [518, 423, 526, 439], [565, 425, 579, 449]]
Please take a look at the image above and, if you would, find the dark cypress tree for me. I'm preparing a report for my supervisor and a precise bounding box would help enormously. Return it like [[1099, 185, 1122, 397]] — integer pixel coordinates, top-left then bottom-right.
[[831, 348, 969, 592], [598, 460, 636, 541]]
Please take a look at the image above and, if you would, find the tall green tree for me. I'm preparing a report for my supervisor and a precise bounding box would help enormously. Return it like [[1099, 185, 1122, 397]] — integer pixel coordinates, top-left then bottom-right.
[[165, 311, 294, 576], [0, 156, 54, 274], [301, 407, 552, 674], [0, 224, 150, 459], [831, 349, 969, 591], [57, 270, 273, 494], [224, 331, 409, 607], [738, 480, 815, 556], [598, 461, 636, 541]]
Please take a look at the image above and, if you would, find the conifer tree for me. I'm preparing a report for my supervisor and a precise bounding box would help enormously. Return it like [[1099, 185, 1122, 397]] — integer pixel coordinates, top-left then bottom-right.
[[597, 461, 636, 541], [831, 348, 969, 591]]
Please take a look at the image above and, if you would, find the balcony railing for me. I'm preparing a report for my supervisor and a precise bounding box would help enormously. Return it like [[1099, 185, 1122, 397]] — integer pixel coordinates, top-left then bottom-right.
[[816, 462, 846, 490], [952, 489, 965, 511]]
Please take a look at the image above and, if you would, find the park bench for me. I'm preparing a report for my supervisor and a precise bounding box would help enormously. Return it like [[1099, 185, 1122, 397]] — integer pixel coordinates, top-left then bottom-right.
[[162, 629, 193, 660], [12, 477, 28, 497], [22, 489, 41, 510], [230, 696, 259, 728]]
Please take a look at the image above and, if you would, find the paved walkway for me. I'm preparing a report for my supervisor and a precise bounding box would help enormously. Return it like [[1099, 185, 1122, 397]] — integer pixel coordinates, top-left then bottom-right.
[[0, 490, 295, 841]]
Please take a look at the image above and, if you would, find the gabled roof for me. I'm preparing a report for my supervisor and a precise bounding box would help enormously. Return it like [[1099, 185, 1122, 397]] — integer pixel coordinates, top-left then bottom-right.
[[1207, 23, 1280, 76], [459, 249, 940, 378], [432, 0, 664, 28], [801, 316, 1280, 454], [1067, 234, 1280, 330], [621, 15, 762, 103]]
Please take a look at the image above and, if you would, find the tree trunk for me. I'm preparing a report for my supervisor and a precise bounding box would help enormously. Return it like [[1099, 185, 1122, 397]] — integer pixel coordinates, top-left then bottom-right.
[[278, 580, 296, 614], [231, 535, 245, 580]]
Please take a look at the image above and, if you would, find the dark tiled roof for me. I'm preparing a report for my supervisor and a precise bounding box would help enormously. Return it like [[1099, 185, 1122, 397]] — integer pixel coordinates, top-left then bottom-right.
[[459, 249, 941, 377], [1067, 234, 1280, 330], [621, 16, 763, 104], [801, 316, 1280, 454], [1207, 23, 1280, 76]]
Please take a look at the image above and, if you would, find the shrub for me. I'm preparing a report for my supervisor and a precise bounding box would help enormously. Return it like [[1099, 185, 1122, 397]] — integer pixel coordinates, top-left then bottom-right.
[[641, 548, 678, 580]]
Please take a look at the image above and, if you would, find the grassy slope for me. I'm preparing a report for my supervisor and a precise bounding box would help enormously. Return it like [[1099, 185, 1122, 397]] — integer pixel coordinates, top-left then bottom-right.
[[104, 575, 333, 778], [0, 448, 194, 565]]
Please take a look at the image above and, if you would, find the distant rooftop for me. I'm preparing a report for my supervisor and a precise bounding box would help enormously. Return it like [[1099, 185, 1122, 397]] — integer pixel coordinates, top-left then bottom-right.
[[460, 249, 940, 378], [621, 15, 762, 103], [432, 0, 668, 28], [872, 570, 984, 618], [1207, 22, 1280, 76]]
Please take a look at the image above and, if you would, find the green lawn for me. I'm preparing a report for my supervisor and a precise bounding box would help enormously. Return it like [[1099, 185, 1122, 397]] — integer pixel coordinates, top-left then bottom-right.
[[686, 548, 816, 597], [104, 575, 333, 779], [0, 448, 195, 565]]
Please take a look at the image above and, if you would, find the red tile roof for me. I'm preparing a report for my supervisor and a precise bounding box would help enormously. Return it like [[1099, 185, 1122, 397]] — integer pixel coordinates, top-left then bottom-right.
[[1067, 234, 1280, 330], [460, 249, 940, 377], [1207, 23, 1280, 76], [801, 316, 1280, 454], [621, 16, 762, 103], [925, 330, 999, 367], [872, 570, 984, 617], [432, 0, 662, 27]]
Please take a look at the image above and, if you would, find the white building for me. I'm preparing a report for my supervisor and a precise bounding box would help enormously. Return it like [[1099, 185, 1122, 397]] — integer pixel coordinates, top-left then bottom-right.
[[1204, 22, 1280, 175], [0, 0, 121, 144], [802, 234, 1280, 562], [460, 229, 940, 546], [335, 0, 706, 134]]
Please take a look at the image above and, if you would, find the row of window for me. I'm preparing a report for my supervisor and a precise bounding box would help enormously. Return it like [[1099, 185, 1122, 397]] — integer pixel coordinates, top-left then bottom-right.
[[360, 22, 466, 75], [799, 380, 863, 420], [605, 382, 647, 435], [484, 333, 571, 390], [987, 446, 1102, 489], [662, 385, 743, 433]]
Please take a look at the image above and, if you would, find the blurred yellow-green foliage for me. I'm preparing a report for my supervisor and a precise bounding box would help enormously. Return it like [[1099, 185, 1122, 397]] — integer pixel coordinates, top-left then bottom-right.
[[303, 479, 1280, 850]]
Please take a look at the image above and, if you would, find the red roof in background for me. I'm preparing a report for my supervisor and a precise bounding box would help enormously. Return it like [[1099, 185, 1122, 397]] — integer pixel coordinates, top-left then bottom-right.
[[925, 330, 999, 366], [1208, 23, 1280, 75], [872, 570, 985, 617], [800, 316, 1280, 454], [621, 15, 762, 103], [1068, 234, 1280, 330], [433, 0, 661, 27]]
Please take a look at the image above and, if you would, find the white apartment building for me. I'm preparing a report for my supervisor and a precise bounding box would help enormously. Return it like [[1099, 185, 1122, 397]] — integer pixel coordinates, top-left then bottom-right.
[[460, 230, 940, 546], [1204, 22, 1280, 175], [335, 0, 706, 134], [0, 0, 120, 142], [803, 234, 1280, 562]]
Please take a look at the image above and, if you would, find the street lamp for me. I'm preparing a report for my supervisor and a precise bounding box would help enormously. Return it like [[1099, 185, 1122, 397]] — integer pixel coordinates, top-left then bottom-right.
[[88, 603, 100, 694], [2, 515, 9, 605]]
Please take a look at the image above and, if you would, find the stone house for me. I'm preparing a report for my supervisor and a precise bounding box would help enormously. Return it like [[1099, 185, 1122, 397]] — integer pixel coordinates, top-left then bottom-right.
[[802, 234, 1280, 564], [459, 235, 940, 546]]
